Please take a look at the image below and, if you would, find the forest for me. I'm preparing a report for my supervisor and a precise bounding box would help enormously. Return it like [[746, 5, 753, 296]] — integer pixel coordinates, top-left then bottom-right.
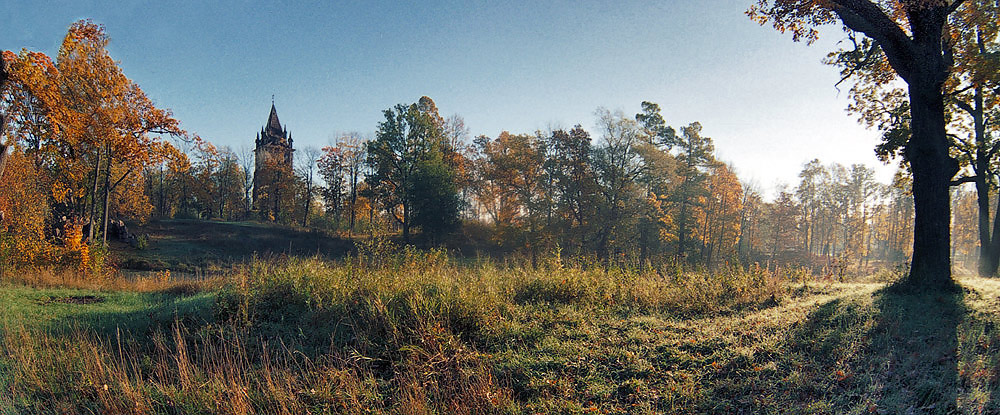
[[0, 0, 999, 413]]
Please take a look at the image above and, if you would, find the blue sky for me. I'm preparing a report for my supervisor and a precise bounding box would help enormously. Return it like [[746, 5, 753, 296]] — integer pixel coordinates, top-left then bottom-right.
[[2, 0, 896, 196]]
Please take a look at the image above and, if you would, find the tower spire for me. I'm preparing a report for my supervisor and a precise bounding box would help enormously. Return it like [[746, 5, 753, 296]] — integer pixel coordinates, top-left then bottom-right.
[[266, 101, 282, 134]]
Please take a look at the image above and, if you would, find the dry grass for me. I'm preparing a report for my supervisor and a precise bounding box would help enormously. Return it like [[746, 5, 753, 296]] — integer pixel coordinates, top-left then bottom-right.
[[0, 265, 222, 294], [5, 252, 998, 414]]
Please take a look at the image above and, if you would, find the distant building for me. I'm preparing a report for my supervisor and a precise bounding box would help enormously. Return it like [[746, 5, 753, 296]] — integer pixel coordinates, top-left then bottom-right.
[[253, 103, 294, 218]]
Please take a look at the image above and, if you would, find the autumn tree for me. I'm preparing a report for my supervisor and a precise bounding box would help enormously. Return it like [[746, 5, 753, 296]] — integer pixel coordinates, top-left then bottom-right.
[[750, 0, 969, 287], [3, 21, 183, 246], [737, 181, 765, 264], [764, 188, 801, 269], [797, 159, 828, 256], [635, 102, 681, 262], [816, 0, 998, 275], [297, 146, 320, 226], [472, 131, 544, 246], [318, 144, 345, 226], [696, 164, 744, 266], [670, 122, 717, 260], [947, 1, 1000, 275], [336, 133, 367, 234], [0, 52, 9, 181]]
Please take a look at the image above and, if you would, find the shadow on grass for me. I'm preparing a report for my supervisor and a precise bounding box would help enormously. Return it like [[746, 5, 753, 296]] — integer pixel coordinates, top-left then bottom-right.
[[707, 285, 967, 414], [46, 292, 216, 341], [119, 219, 354, 272]]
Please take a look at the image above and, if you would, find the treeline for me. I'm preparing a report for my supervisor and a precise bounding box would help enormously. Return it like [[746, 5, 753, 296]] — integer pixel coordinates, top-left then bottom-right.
[[316, 104, 918, 273], [130, 94, 917, 272], [0, 20, 922, 274]]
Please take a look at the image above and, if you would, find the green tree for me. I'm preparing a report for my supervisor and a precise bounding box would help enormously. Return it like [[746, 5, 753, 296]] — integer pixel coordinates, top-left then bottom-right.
[[366, 97, 457, 242], [410, 156, 461, 240], [543, 126, 600, 253]]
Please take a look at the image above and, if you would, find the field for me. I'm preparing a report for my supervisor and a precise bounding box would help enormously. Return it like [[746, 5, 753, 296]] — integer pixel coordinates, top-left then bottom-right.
[[2, 235, 1000, 414]]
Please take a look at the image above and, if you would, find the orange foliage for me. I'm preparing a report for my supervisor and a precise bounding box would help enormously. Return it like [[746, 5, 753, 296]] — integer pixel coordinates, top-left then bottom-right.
[[0, 148, 51, 265], [1, 20, 189, 261], [62, 220, 89, 270]]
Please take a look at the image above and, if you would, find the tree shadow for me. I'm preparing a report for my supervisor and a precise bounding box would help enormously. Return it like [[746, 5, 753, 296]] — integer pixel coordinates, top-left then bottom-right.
[[44, 291, 216, 344], [861, 286, 966, 413], [706, 285, 967, 413]]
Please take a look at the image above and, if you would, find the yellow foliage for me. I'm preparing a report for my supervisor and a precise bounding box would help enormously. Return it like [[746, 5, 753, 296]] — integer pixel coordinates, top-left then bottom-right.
[[0, 149, 52, 265], [62, 220, 89, 270]]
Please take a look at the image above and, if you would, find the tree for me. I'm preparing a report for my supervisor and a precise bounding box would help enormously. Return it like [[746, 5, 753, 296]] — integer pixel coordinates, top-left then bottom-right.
[[797, 159, 828, 256], [366, 97, 457, 242], [543, 126, 600, 253], [592, 108, 646, 259], [297, 146, 320, 227], [764, 188, 801, 269], [750, 0, 965, 287], [3, 20, 184, 245], [697, 164, 744, 266], [318, 144, 346, 225], [947, 1, 1000, 275], [410, 155, 462, 240], [0, 52, 9, 181], [336, 133, 366, 235], [671, 122, 716, 260], [821, 0, 999, 276], [472, 131, 543, 244]]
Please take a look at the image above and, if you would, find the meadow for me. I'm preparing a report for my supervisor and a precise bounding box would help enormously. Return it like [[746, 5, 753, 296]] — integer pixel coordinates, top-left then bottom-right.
[[2, 243, 999, 414]]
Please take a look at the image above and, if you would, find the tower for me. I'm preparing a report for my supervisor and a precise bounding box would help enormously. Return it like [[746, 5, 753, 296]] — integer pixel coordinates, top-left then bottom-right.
[[252, 102, 295, 219]]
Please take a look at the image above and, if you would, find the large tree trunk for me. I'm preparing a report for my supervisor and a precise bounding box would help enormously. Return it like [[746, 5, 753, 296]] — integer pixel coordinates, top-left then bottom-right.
[[905, 80, 958, 287], [975, 157, 992, 276], [831, 1, 959, 288], [88, 147, 103, 241]]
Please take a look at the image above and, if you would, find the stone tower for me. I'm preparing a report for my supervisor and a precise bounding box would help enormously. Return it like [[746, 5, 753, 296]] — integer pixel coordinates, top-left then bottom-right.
[[252, 102, 294, 213]]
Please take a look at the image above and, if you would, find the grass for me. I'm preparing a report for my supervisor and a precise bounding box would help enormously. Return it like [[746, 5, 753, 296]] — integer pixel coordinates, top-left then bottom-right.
[[2, 252, 999, 414]]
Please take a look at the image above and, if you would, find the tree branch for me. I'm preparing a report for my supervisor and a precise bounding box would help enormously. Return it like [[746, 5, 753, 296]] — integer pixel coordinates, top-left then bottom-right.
[[950, 96, 975, 116], [950, 175, 977, 186], [831, 0, 916, 81], [949, 0, 968, 13], [110, 167, 136, 191]]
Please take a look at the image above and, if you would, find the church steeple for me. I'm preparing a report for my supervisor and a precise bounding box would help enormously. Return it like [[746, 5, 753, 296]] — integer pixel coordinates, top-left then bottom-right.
[[266, 103, 283, 136], [253, 99, 295, 218]]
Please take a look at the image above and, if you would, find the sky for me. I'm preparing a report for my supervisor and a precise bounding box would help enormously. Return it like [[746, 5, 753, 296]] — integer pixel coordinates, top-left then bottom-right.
[[2, 0, 898, 197]]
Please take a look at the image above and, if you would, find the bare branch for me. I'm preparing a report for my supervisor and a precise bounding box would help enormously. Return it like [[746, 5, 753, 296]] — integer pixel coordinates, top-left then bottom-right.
[[950, 175, 977, 186]]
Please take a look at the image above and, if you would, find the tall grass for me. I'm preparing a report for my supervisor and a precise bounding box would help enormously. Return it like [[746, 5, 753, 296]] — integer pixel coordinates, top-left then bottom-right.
[[1, 249, 795, 414]]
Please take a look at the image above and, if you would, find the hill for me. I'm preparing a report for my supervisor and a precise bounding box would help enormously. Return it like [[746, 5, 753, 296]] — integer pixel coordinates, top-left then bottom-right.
[[113, 219, 353, 273]]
